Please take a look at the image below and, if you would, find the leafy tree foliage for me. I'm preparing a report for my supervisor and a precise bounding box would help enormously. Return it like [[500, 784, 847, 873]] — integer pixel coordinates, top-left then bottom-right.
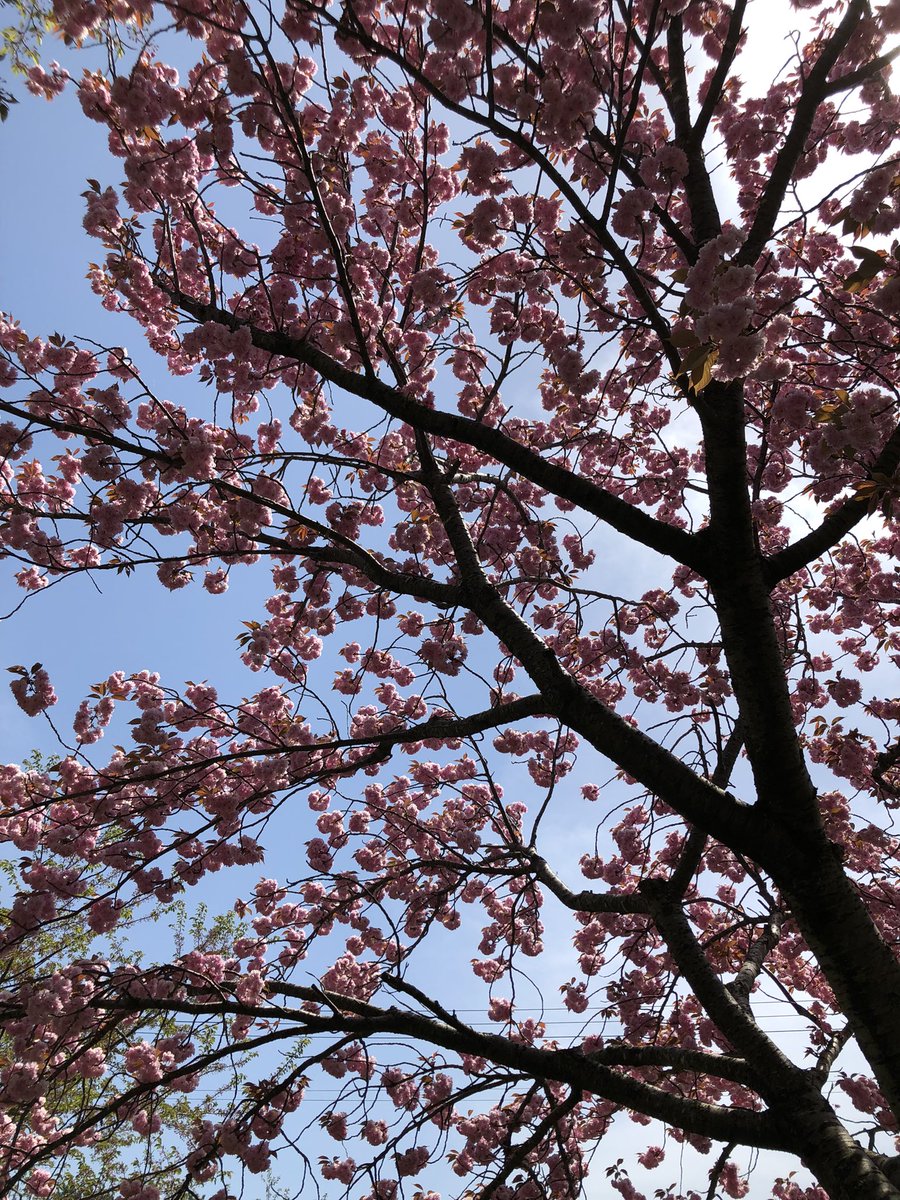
[[0, 758, 248, 1200], [1, 0, 900, 1198]]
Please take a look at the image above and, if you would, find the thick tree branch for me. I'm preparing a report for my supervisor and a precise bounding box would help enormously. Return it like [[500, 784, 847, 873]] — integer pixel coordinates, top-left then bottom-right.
[[666, 16, 723, 245], [301, 543, 463, 607], [698, 380, 821, 821], [811, 1024, 854, 1082], [587, 1043, 759, 1089], [707, 1142, 738, 1200], [405, 415, 755, 848], [691, 0, 748, 146], [668, 723, 745, 895], [726, 910, 784, 1014], [165, 289, 708, 573], [641, 878, 804, 1081], [521, 849, 650, 914], [764, 421, 900, 585], [739, 0, 867, 266], [101, 984, 791, 1152], [475, 1089, 583, 1200], [822, 45, 900, 96]]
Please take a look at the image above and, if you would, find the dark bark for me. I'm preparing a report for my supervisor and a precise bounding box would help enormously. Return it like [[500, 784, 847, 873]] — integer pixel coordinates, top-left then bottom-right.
[[785, 1094, 900, 1200], [738, 0, 867, 267], [698, 382, 822, 825], [764, 421, 900, 586], [773, 840, 900, 1126]]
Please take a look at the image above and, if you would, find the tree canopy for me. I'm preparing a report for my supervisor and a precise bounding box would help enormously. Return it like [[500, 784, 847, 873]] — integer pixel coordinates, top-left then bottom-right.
[[1, 0, 900, 1198]]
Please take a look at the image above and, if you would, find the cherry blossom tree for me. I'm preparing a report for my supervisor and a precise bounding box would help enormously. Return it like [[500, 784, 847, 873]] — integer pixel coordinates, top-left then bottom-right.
[[2, 0, 900, 1197]]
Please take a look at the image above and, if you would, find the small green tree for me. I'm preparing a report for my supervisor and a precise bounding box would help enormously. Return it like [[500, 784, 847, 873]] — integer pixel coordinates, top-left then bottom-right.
[[1, 757, 249, 1198]]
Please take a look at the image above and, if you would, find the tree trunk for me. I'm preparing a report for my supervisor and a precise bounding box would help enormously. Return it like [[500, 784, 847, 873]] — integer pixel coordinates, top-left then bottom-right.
[[785, 1091, 900, 1200], [779, 844, 900, 1126]]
